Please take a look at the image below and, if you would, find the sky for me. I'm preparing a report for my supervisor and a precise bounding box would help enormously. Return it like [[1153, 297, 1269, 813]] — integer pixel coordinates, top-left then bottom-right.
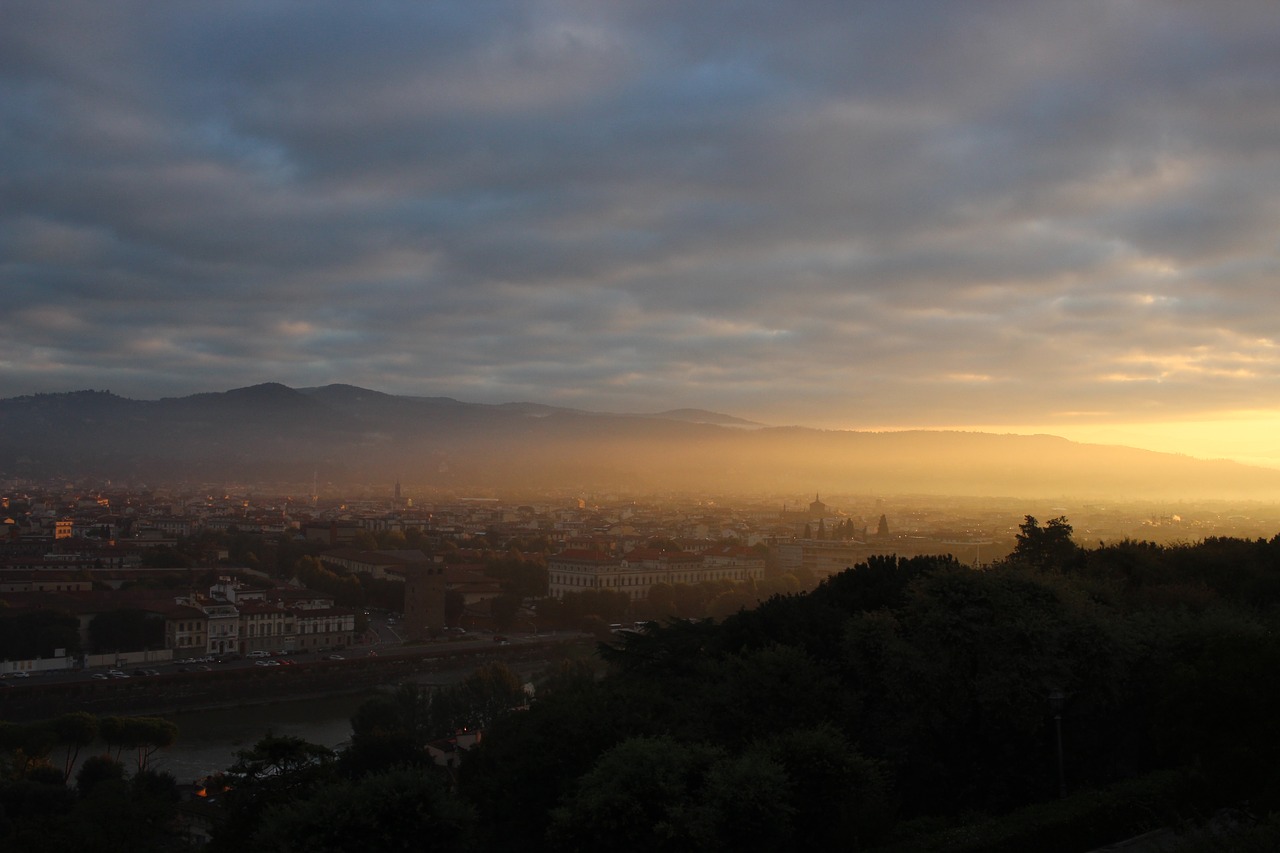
[[3, 1, 1280, 466]]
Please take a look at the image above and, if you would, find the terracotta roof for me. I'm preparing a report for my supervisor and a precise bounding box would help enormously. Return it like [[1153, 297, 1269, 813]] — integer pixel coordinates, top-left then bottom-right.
[[551, 549, 621, 564]]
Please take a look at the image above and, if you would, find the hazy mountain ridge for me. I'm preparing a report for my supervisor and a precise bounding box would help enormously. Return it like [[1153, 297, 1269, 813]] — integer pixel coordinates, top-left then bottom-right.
[[1, 384, 1277, 499]]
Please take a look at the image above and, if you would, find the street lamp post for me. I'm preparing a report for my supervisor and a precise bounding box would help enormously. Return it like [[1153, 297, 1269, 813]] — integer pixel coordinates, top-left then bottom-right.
[[1048, 688, 1067, 798]]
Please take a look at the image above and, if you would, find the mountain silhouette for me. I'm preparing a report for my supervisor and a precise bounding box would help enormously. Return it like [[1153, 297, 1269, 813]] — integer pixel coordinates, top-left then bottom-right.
[[1, 384, 1277, 499]]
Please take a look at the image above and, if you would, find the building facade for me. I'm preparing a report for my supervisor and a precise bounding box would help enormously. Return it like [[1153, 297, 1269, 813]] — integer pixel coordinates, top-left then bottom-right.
[[548, 546, 766, 601]]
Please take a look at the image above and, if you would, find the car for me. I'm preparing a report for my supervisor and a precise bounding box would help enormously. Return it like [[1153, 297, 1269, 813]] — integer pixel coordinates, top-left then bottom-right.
[[247, 650, 270, 658], [91, 673, 109, 680], [109, 671, 130, 678], [254, 659, 281, 667], [326, 654, 344, 661]]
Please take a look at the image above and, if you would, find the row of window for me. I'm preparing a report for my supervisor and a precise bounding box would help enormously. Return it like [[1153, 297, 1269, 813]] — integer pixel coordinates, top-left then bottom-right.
[[246, 623, 291, 637], [550, 569, 755, 587]]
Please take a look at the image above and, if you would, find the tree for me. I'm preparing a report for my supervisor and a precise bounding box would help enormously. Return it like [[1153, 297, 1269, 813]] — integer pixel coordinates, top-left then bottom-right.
[[1012, 515, 1081, 572], [699, 746, 797, 852], [533, 658, 600, 702], [74, 754, 126, 797], [211, 734, 338, 851], [51, 712, 98, 782], [766, 726, 892, 850], [0, 609, 81, 659], [343, 687, 434, 776], [644, 582, 679, 620], [87, 609, 165, 654], [251, 767, 474, 853], [489, 592, 524, 631], [97, 717, 177, 771], [546, 736, 723, 851], [453, 661, 527, 730], [0, 721, 56, 779], [486, 553, 549, 599]]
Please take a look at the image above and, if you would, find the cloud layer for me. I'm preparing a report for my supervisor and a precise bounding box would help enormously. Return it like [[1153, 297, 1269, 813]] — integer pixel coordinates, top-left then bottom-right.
[[3, 1, 1279, 442]]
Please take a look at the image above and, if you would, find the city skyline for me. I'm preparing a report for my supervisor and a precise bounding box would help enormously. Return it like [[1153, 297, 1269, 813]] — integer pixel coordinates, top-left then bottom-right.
[[4, 2, 1279, 467]]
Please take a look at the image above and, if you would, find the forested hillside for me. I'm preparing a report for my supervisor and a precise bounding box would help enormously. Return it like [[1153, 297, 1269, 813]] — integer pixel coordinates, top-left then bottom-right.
[[463, 523, 1280, 851]]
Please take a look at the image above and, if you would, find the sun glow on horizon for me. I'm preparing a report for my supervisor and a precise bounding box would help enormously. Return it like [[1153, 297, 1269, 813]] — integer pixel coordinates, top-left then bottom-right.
[[843, 412, 1280, 471]]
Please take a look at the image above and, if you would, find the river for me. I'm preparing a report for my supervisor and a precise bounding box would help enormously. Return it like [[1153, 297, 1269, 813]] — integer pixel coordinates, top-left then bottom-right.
[[140, 658, 549, 784], [145, 691, 378, 784]]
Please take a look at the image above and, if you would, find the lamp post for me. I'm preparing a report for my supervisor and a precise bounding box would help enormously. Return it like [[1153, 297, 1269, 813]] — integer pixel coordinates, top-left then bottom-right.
[[1048, 688, 1067, 798]]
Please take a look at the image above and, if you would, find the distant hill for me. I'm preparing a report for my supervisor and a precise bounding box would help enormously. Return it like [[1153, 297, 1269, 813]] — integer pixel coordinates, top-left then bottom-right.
[[646, 408, 765, 428], [1, 384, 1278, 500]]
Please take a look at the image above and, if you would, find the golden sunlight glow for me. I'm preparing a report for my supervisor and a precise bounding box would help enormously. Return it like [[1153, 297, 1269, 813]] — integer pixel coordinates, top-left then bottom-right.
[[950, 412, 1280, 470]]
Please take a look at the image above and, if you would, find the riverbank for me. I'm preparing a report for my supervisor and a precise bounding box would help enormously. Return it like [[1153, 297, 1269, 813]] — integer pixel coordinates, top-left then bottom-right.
[[0, 635, 591, 722]]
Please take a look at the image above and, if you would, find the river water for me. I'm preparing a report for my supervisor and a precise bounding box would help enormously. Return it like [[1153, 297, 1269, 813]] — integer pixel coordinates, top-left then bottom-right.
[[144, 691, 377, 784], [139, 657, 550, 784]]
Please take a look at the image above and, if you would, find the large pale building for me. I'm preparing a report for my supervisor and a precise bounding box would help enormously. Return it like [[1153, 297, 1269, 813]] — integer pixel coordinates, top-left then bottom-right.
[[548, 546, 765, 601], [772, 537, 990, 578]]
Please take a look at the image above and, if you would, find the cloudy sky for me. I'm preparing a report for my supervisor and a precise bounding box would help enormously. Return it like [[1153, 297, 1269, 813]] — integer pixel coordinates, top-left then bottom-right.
[[4, 1, 1280, 464]]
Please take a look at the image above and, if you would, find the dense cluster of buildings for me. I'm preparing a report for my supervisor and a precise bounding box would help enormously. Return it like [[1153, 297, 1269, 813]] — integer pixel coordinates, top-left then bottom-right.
[[10, 480, 1260, 674], [0, 486, 972, 667]]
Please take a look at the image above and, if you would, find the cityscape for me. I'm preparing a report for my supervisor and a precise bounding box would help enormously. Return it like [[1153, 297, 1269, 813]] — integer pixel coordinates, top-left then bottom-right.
[[4, 477, 1278, 673]]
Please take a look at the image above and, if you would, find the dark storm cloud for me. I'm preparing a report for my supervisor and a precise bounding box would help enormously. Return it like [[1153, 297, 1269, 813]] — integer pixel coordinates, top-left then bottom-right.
[[3, 0, 1279, 432]]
